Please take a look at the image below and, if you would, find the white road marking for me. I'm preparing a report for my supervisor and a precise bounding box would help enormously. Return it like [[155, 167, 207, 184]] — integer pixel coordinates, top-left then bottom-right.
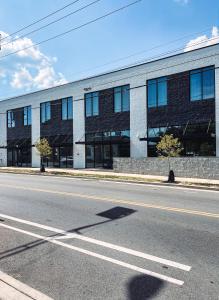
[[0, 270, 53, 300], [0, 223, 184, 286], [0, 213, 191, 271]]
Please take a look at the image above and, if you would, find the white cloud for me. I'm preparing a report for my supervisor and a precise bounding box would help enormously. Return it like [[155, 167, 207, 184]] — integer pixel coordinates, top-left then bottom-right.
[[0, 31, 68, 92], [184, 26, 219, 52]]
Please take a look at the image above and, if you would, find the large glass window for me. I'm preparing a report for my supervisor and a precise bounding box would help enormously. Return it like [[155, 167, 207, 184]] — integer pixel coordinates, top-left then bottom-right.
[[24, 106, 31, 126], [147, 77, 167, 108], [148, 122, 216, 157], [85, 130, 130, 168], [190, 67, 215, 101], [114, 85, 130, 112], [62, 97, 73, 120], [41, 102, 51, 123], [7, 111, 15, 128], [85, 92, 99, 117]]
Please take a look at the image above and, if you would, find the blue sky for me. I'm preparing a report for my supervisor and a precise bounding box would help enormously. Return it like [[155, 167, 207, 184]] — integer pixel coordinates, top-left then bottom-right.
[[0, 0, 219, 100]]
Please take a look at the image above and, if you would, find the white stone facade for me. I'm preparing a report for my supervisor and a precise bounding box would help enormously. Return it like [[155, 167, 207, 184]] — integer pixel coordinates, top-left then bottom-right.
[[0, 44, 219, 168]]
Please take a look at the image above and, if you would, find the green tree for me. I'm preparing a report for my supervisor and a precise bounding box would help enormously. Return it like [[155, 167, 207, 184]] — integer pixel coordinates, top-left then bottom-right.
[[35, 138, 52, 172], [156, 134, 183, 182]]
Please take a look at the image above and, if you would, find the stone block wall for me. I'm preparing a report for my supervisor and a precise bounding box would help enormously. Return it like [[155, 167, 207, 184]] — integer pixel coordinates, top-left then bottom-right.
[[113, 157, 219, 179]]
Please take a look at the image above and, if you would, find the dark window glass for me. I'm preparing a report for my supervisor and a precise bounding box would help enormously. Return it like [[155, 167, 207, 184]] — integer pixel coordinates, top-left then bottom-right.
[[93, 92, 99, 116], [41, 102, 51, 123], [46, 102, 51, 120], [24, 106, 31, 126], [62, 98, 68, 120], [7, 111, 15, 128], [114, 87, 122, 112], [190, 70, 202, 101], [85, 130, 130, 169], [122, 85, 130, 111], [148, 78, 167, 108], [62, 97, 73, 120], [85, 94, 92, 117], [28, 106, 31, 125], [148, 80, 157, 108], [148, 123, 216, 157], [190, 67, 215, 101], [203, 68, 215, 99], [67, 97, 73, 119], [114, 85, 130, 112], [158, 77, 167, 106], [85, 92, 99, 117]]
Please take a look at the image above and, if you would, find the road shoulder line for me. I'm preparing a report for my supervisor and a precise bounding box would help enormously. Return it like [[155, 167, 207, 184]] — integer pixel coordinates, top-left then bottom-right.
[[0, 213, 191, 271], [0, 222, 184, 286]]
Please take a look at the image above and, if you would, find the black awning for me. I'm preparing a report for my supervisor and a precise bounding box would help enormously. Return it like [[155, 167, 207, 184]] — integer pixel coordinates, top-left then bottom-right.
[[75, 139, 130, 145], [41, 135, 73, 146], [140, 133, 215, 142], [7, 138, 31, 148]]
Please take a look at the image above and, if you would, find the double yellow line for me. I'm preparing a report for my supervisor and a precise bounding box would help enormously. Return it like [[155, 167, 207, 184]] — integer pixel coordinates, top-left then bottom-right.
[[0, 183, 218, 219]]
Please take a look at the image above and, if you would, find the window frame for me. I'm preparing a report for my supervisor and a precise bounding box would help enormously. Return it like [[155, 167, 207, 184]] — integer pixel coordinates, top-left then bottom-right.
[[85, 92, 99, 117], [62, 97, 73, 120], [190, 66, 215, 102], [113, 85, 130, 113], [147, 76, 167, 108], [23, 106, 32, 126], [40, 101, 51, 124]]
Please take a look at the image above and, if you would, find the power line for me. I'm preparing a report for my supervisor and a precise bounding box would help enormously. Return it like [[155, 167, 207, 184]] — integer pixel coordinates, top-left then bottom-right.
[[0, 0, 82, 43], [1, 0, 102, 48], [2, 27, 219, 102], [105, 36, 219, 74], [0, 26, 217, 102], [69, 26, 216, 78], [0, 0, 142, 60]]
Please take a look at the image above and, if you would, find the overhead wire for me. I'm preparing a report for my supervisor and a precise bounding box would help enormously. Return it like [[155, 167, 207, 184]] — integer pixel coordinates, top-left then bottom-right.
[[0, 0, 83, 42], [0, 0, 142, 60], [0, 0, 102, 48]]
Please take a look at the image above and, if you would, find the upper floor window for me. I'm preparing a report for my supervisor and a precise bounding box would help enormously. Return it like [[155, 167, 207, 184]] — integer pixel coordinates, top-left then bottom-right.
[[114, 85, 130, 112], [85, 92, 99, 117], [41, 101, 51, 123], [190, 67, 215, 101], [147, 77, 167, 108], [23, 106, 31, 126], [7, 110, 15, 128], [62, 97, 73, 120]]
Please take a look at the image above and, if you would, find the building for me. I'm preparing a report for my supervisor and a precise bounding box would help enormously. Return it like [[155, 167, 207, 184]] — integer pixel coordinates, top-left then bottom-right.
[[0, 44, 218, 169]]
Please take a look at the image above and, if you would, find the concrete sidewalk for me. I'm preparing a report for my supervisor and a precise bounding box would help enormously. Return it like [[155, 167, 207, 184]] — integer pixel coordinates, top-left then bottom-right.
[[0, 270, 52, 300], [0, 167, 219, 187]]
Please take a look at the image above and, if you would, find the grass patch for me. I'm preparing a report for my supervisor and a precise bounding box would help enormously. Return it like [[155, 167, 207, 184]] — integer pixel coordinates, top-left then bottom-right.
[[0, 168, 219, 190]]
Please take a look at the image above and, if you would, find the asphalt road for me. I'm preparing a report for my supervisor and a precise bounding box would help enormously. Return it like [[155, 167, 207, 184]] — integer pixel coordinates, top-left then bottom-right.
[[0, 173, 218, 300]]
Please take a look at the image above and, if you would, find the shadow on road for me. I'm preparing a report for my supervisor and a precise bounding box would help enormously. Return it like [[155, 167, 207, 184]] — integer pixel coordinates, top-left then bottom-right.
[[127, 274, 164, 299], [0, 206, 136, 260]]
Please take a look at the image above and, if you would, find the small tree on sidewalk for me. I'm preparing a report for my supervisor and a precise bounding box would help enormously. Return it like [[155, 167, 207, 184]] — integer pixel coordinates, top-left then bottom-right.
[[156, 134, 183, 183], [35, 138, 52, 172]]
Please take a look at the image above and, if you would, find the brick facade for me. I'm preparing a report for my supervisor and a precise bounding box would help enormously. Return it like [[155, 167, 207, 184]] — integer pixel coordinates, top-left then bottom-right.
[[85, 88, 130, 133]]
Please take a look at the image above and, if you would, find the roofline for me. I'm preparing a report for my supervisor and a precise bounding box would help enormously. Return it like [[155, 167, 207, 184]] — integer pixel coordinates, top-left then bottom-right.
[[1, 42, 219, 103]]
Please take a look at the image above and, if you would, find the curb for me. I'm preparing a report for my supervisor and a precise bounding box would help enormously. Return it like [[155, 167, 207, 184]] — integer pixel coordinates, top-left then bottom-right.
[[0, 169, 219, 191]]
